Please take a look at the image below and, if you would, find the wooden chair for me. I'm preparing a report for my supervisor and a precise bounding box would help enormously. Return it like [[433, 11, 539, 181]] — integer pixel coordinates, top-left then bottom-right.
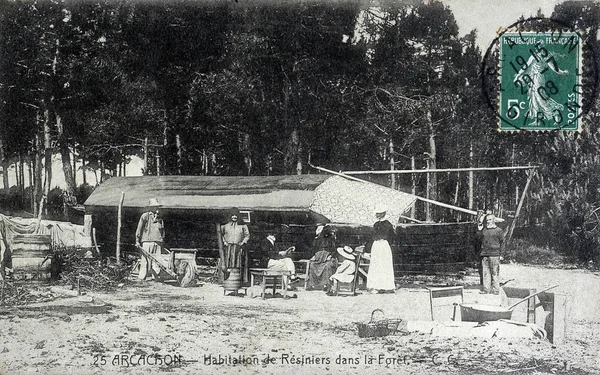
[[333, 253, 362, 296], [427, 286, 464, 321], [295, 259, 311, 289]]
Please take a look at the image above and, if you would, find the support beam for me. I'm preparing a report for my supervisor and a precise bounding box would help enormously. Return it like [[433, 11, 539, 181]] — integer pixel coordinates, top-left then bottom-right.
[[343, 165, 538, 175], [505, 169, 535, 245]]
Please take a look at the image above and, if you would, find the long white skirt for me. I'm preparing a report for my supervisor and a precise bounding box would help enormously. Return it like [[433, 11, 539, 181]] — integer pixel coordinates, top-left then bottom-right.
[[367, 239, 395, 291]]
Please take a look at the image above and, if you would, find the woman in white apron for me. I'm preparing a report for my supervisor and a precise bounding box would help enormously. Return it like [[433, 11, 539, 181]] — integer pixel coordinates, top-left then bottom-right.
[[366, 204, 396, 293]]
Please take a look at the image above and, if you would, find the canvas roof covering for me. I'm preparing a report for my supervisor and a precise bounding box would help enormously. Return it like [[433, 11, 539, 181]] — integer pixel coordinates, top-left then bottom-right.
[[309, 176, 416, 226], [84, 175, 417, 225]]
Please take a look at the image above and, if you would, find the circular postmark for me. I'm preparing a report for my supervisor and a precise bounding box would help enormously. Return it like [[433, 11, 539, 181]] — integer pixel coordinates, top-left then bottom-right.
[[481, 17, 599, 132]]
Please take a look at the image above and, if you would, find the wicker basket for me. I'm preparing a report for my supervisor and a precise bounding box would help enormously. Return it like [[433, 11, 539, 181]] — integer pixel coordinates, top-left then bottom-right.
[[356, 309, 403, 338]]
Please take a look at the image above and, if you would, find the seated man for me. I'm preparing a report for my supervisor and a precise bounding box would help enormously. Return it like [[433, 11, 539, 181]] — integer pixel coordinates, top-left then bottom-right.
[[327, 246, 357, 295], [259, 233, 300, 283]]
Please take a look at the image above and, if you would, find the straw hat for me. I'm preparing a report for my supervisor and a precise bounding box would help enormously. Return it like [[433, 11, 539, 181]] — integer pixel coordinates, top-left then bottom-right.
[[147, 198, 162, 208], [374, 203, 387, 214], [336, 246, 355, 260]]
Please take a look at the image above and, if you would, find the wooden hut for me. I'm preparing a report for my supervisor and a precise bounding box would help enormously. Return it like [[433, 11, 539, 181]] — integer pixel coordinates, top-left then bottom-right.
[[83, 175, 477, 273]]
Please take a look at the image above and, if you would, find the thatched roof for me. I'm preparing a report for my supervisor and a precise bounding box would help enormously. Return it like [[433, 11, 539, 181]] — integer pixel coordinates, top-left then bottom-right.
[[84, 175, 418, 225]]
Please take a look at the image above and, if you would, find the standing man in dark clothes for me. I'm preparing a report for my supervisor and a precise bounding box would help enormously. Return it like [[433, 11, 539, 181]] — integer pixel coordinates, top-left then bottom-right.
[[477, 214, 504, 294]]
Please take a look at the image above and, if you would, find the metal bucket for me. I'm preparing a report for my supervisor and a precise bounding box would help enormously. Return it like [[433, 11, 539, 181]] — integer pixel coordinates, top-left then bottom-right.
[[460, 304, 513, 323], [10, 234, 53, 280], [223, 268, 242, 292]]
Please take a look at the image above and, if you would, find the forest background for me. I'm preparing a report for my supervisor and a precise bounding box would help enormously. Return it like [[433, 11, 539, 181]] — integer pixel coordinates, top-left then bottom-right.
[[0, 0, 600, 265]]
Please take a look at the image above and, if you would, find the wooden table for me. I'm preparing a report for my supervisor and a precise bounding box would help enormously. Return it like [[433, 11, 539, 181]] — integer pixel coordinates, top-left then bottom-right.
[[249, 268, 292, 299]]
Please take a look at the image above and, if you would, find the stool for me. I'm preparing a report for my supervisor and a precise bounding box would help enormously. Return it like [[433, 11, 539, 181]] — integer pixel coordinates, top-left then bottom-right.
[[250, 268, 291, 299]]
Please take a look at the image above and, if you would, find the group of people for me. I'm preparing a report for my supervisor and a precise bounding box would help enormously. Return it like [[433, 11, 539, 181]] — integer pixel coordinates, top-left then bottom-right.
[[134, 199, 398, 295], [135, 197, 503, 297]]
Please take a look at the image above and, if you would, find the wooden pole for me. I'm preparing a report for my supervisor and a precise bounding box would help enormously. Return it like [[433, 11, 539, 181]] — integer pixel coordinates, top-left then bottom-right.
[[116, 191, 125, 265], [92, 227, 100, 254], [505, 169, 535, 246], [84, 214, 92, 236], [216, 223, 225, 284], [344, 165, 537, 174]]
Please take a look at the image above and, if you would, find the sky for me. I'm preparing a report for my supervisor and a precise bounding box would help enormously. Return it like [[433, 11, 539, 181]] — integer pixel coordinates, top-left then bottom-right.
[[442, 0, 568, 49]]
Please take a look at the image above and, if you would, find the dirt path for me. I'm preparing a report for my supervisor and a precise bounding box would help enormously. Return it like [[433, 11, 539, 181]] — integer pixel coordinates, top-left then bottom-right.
[[0, 264, 598, 375]]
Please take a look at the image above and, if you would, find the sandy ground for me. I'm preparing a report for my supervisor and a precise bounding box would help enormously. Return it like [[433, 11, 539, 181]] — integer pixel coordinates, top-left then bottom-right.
[[0, 264, 599, 375]]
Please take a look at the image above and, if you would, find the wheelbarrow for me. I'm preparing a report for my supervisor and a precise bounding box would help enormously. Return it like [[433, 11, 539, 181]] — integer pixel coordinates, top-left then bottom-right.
[[461, 285, 559, 322], [137, 245, 197, 287]]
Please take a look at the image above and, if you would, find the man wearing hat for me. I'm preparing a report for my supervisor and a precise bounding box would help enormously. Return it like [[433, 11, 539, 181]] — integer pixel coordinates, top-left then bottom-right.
[[477, 214, 504, 294], [327, 246, 357, 295], [135, 198, 165, 280]]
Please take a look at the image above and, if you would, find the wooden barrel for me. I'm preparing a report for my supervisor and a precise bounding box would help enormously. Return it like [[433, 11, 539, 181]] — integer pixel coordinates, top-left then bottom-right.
[[11, 234, 53, 279], [223, 268, 242, 292]]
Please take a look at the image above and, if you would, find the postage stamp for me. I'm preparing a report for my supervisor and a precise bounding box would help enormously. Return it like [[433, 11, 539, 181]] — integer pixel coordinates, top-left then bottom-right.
[[499, 32, 582, 131], [482, 17, 599, 132]]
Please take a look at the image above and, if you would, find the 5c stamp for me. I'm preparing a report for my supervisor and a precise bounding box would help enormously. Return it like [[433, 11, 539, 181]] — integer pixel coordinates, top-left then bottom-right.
[[482, 18, 599, 132], [500, 32, 581, 131]]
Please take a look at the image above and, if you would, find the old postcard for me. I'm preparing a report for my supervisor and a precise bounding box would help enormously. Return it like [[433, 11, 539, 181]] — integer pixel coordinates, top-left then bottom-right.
[[0, 0, 598, 374]]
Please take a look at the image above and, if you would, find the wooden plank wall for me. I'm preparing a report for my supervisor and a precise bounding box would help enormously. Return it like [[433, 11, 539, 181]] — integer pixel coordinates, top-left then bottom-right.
[[89, 208, 476, 273]]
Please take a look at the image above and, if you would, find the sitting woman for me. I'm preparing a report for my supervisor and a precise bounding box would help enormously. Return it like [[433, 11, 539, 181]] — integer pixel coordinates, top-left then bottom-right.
[[327, 246, 357, 295], [259, 233, 300, 283], [306, 225, 338, 290]]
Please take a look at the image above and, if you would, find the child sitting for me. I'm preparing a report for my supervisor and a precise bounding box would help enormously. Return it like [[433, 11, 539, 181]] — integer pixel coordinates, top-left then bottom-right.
[[327, 246, 356, 295]]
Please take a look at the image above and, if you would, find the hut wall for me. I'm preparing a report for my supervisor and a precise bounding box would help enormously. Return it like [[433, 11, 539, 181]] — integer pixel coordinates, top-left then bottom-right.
[[87, 208, 319, 266], [393, 223, 478, 273], [89, 208, 477, 273], [331, 223, 477, 274]]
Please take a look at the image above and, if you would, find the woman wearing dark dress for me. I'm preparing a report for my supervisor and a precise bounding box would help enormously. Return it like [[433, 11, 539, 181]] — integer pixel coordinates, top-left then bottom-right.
[[306, 225, 338, 290], [366, 204, 396, 293]]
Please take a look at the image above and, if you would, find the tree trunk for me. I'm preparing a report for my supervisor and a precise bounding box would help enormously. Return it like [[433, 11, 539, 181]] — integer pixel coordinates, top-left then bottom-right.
[[285, 127, 301, 175], [426, 109, 437, 221], [162, 109, 168, 175], [241, 132, 252, 175], [176, 133, 183, 175], [81, 154, 87, 185], [410, 156, 416, 219], [143, 137, 148, 175], [72, 148, 77, 186], [34, 125, 44, 217], [468, 142, 474, 210], [57, 114, 75, 195], [155, 151, 161, 176], [0, 138, 8, 191], [18, 153, 25, 207], [43, 108, 53, 215], [389, 137, 396, 189], [296, 138, 302, 175], [426, 160, 431, 222], [28, 157, 34, 212], [17, 154, 23, 190]]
